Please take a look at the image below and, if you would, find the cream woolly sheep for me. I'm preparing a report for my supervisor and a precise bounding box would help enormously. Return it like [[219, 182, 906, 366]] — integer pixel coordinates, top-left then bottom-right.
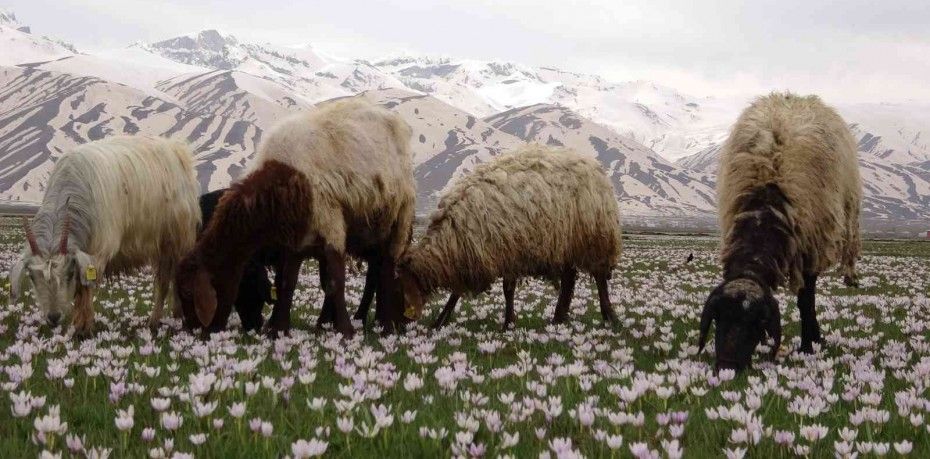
[[9, 136, 201, 336], [176, 99, 415, 336], [398, 145, 623, 329], [698, 93, 862, 371]]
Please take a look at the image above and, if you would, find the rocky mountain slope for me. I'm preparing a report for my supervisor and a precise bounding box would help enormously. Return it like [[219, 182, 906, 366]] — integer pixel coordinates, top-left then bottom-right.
[[1, 12, 928, 222], [0, 66, 265, 200]]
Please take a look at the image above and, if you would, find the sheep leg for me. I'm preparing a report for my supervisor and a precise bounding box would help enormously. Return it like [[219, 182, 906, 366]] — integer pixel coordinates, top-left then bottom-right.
[[594, 271, 618, 325], [374, 257, 403, 333], [502, 278, 516, 330], [841, 198, 861, 287], [150, 276, 166, 329], [234, 262, 268, 333], [432, 294, 460, 329], [150, 263, 174, 328], [797, 272, 822, 353], [266, 252, 301, 337], [315, 256, 335, 328], [322, 245, 354, 338], [353, 258, 379, 325], [551, 267, 577, 324], [72, 285, 95, 339]]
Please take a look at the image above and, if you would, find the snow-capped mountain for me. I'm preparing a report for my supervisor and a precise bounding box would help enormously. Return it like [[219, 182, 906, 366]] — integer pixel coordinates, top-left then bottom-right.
[[28, 48, 206, 101], [373, 55, 554, 117], [842, 103, 930, 165], [142, 30, 407, 104], [0, 66, 265, 201], [0, 9, 76, 67], [356, 88, 524, 211], [372, 55, 739, 160], [1, 11, 929, 223], [486, 104, 716, 216]]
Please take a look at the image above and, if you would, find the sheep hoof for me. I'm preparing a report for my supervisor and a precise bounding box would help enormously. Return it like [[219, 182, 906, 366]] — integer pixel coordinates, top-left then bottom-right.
[[797, 343, 815, 354], [262, 321, 290, 339], [337, 326, 355, 339], [73, 327, 94, 340], [264, 328, 286, 340], [843, 275, 859, 288]]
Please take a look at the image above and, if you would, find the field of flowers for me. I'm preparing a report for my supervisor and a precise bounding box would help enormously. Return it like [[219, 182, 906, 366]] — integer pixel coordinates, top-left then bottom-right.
[[1, 222, 928, 458]]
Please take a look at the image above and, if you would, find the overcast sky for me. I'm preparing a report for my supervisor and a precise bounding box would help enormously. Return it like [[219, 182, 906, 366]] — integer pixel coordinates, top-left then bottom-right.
[[8, 0, 930, 103]]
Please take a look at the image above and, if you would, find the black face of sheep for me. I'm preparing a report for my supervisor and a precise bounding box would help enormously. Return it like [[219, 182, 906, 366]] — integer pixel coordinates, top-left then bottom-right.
[[698, 278, 781, 372], [176, 254, 221, 330]]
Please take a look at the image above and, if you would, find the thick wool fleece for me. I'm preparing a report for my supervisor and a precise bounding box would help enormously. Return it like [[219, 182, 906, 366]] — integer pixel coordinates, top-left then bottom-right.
[[717, 93, 862, 289], [404, 144, 623, 295]]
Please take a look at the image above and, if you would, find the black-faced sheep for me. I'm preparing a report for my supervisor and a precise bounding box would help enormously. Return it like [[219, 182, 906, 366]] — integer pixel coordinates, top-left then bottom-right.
[[699, 93, 862, 371], [198, 189, 273, 333], [200, 189, 383, 332], [398, 145, 623, 329], [176, 99, 415, 337], [8, 136, 200, 336]]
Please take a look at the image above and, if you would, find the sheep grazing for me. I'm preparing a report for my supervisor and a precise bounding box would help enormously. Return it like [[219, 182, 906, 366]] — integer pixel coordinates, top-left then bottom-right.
[[398, 145, 623, 329], [8, 136, 201, 336], [176, 99, 415, 336], [698, 93, 862, 371], [198, 189, 274, 332], [198, 189, 382, 332]]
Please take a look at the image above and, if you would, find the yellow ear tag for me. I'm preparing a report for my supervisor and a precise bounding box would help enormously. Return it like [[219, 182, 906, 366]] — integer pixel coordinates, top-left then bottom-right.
[[85, 266, 97, 281], [404, 305, 419, 320], [270, 286, 278, 301]]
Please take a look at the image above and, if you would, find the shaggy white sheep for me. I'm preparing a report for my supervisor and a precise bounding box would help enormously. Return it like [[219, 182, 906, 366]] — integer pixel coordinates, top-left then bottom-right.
[[398, 144, 623, 329], [9, 136, 201, 336], [176, 98, 416, 336], [698, 92, 862, 371]]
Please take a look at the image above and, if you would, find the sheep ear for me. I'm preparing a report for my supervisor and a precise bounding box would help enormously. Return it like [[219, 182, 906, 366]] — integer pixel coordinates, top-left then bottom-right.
[[74, 250, 98, 288], [697, 291, 719, 353], [8, 256, 28, 303], [764, 297, 782, 361], [192, 268, 217, 327]]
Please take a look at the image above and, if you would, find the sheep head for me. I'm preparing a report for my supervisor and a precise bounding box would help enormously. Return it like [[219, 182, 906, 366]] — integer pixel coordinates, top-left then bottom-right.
[[398, 267, 425, 321], [176, 254, 217, 329], [698, 278, 781, 372]]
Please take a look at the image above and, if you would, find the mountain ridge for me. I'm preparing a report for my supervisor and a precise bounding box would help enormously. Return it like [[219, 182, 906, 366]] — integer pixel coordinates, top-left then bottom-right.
[[0, 14, 928, 222]]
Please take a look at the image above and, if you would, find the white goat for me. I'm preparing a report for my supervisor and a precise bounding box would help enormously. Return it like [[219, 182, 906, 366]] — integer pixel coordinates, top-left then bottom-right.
[[9, 135, 201, 336]]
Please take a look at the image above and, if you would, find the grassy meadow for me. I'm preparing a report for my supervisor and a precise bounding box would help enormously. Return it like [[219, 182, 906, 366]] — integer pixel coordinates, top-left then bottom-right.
[[0, 222, 928, 458]]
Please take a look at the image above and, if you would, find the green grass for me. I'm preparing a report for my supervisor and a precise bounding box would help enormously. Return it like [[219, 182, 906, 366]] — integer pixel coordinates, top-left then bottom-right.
[[0, 225, 928, 458]]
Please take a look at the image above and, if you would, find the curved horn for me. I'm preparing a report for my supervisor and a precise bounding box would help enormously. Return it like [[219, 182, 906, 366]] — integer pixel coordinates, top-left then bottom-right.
[[765, 300, 782, 361], [59, 197, 71, 254], [697, 299, 716, 353], [21, 218, 39, 255]]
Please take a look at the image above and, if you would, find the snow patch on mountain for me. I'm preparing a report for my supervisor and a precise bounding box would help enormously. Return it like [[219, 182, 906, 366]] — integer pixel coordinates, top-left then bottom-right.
[[0, 11, 75, 66], [0, 66, 266, 200]]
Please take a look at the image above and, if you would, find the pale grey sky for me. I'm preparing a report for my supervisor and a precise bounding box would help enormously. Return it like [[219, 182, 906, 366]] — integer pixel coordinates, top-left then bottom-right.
[[7, 0, 930, 103]]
